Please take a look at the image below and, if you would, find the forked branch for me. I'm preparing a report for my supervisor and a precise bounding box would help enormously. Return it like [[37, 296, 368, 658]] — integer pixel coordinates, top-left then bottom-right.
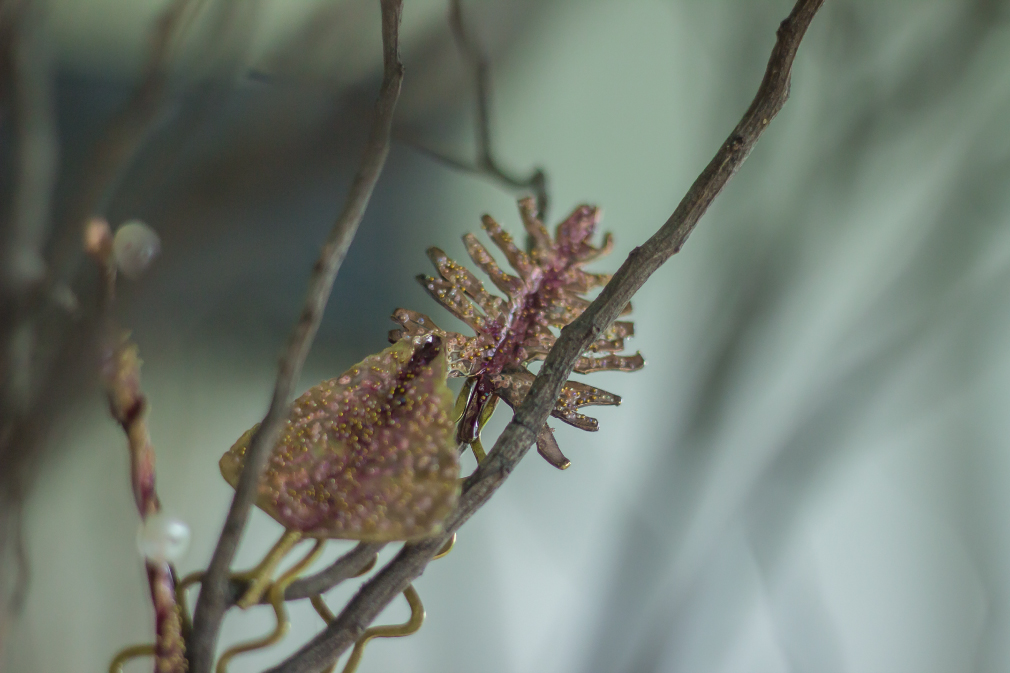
[[187, 1, 405, 671], [405, 0, 549, 219], [265, 1, 825, 671]]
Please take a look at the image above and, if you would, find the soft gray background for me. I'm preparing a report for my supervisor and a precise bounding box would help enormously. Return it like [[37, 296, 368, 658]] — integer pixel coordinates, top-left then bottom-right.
[[6, 0, 1010, 671]]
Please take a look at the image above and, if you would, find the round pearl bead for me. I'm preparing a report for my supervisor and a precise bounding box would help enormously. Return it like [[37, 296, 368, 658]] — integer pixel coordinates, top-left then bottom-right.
[[113, 220, 161, 280], [136, 512, 190, 563]]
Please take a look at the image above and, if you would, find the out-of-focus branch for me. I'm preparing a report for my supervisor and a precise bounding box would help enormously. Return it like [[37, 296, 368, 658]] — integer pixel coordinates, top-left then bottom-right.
[[48, 0, 198, 288], [2, 0, 57, 297], [265, 1, 825, 671], [187, 2, 404, 671], [403, 0, 549, 219], [68, 0, 192, 224], [0, 0, 58, 655]]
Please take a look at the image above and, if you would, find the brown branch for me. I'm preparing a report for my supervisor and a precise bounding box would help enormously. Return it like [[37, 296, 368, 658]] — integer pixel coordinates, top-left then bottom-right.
[[186, 2, 405, 671], [264, 1, 825, 671], [222, 542, 385, 606], [403, 0, 549, 219]]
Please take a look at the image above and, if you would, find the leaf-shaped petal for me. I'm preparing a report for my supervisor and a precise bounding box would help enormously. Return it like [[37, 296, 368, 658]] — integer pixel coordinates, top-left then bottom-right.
[[219, 337, 460, 541]]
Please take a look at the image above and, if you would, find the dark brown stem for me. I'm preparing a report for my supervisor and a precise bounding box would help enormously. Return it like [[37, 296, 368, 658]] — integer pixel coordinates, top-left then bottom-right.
[[281, 542, 385, 602], [223, 542, 385, 606], [264, 1, 824, 671], [186, 2, 404, 671], [404, 0, 549, 219]]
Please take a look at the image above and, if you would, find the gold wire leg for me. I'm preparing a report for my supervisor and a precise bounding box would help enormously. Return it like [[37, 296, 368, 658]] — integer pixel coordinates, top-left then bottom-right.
[[452, 378, 475, 423], [176, 570, 205, 632], [176, 529, 306, 628], [215, 538, 325, 673], [340, 585, 425, 673], [434, 533, 456, 560], [310, 596, 339, 673], [477, 394, 498, 428], [109, 644, 155, 673], [469, 436, 487, 462], [467, 394, 498, 463], [235, 529, 303, 608], [312, 539, 452, 673], [311, 594, 336, 623]]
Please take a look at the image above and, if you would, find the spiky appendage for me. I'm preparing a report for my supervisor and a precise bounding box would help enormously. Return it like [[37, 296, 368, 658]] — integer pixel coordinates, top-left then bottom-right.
[[390, 198, 644, 468]]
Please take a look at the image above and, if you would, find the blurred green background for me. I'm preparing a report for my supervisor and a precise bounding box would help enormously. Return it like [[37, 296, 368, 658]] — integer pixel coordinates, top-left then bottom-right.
[[5, 0, 1010, 671]]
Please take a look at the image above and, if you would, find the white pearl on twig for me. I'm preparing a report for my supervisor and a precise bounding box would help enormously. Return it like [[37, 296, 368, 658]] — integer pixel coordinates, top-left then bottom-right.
[[113, 220, 161, 280], [136, 512, 190, 563]]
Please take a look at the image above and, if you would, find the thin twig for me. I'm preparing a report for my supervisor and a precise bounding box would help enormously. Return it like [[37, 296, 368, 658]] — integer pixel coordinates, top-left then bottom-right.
[[226, 542, 386, 606], [187, 2, 404, 671], [264, 1, 824, 671], [402, 0, 549, 219]]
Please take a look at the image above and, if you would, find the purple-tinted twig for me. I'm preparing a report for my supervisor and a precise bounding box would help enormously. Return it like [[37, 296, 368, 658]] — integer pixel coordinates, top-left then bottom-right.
[[264, 1, 825, 671], [186, 2, 404, 671], [403, 0, 549, 219], [85, 220, 186, 673]]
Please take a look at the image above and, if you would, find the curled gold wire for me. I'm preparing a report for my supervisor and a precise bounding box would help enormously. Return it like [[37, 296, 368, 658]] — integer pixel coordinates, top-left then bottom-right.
[[478, 394, 499, 428], [175, 528, 308, 633], [175, 570, 204, 632], [234, 529, 303, 608], [215, 538, 325, 673], [309, 596, 340, 673], [310, 594, 336, 623], [309, 536, 454, 673], [469, 436, 487, 462], [434, 533, 456, 560], [343, 585, 424, 673], [108, 644, 155, 673]]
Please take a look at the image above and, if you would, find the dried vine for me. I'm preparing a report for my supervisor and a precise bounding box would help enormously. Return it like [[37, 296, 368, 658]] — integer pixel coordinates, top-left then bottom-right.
[[404, 0, 549, 219]]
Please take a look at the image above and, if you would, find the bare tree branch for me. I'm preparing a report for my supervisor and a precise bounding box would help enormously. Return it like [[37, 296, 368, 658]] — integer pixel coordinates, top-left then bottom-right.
[[402, 0, 549, 219], [187, 2, 405, 671], [264, 1, 825, 671]]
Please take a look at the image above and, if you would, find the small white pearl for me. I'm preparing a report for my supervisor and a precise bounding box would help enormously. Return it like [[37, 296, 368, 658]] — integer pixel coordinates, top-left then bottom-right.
[[113, 220, 161, 280], [136, 512, 190, 563]]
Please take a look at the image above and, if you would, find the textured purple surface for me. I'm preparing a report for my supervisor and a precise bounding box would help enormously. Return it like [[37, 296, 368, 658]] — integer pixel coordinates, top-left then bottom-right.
[[390, 199, 644, 458], [220, 337, 460, 541]]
